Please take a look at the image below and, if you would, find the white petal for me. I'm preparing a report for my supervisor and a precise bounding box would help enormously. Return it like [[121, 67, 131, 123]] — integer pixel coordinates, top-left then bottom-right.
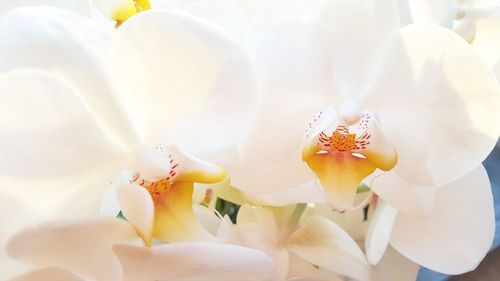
[[365, 200, 399, 265], [472, 18, 500, 67], [407, 0, 453, 27], [303, 202, 369, 243], [193, 205, 221, 236], [374, 246, 419, 281], [7, 267, 84, 281], [287, 216, 372, 281], [0, 7, 139, 147], [287, 252, 344, 281], [232, 17, 335, 193], [0, 195, 42, 280], [114, 10, 258, 158], [232, 0, 324, 36], [236, 206, 289, 280], [319, 0, 400, 98], [371, 171, 437, 215], [186, 0, 249, 43], [7, 217, 139, 281], [0, 0, 91, 16], [113, 242, 276, 281], [363, 24, 500, 187], [100, 171, 134, 217], [390, 165, 494, 274], [249, 180, 326, 206], [0, 69, 125, 215], [117, 184, 155, 245]]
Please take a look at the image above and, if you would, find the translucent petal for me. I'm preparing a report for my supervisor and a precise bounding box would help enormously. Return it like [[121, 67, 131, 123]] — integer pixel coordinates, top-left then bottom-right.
[[7, 218, 139, 281], [114, 10, 258, 158], [288, 216, 372, 281], [7, 267, 83, 281], [232, 17, 336, 193], [0, 69, 125, 215], [390, 165, 494, 274], [319, 0, 400, 98], [0, 7, 139, 147], [363, 24, 500, 187], [117, 184, 155, 245], [113, 242, 276, 281], [365, 200, 399, 265]]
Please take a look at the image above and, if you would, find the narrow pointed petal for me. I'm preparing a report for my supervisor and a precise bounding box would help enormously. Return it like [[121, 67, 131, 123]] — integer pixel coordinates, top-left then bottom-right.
[[114, 10, 258, 158], [363, 24, 500, 187], [390, 165, 494, 274], [374, 246, 419, 281], [0, 70, 125, 215], [365, 200, 399, 265], [288, 216, 372, 281], [113, 243, 276, 281], [6, 218, 139, 281], [232, 17, 335, 194], [0, 7, 139, 146], [8, 267, 84, 281], [319, 0, 400, 97], [117, 184, 155, 246]]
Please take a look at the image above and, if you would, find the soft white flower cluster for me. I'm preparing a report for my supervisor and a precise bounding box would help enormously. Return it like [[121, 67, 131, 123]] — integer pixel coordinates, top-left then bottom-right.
[[0, 0, 499, 280]]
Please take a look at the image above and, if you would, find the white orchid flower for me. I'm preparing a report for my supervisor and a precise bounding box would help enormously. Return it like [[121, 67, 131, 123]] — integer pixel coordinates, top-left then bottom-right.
[[0, 4, 259, 278], [0, 0, 92, 17], [215, 0, 499, 274], [4, 217, 276, 281], [224, 204, 372, 281], [0, 4, 256, 219]]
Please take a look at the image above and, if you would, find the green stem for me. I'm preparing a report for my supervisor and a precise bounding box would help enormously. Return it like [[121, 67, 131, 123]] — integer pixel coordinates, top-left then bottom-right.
[[287, 203, 307, 229]]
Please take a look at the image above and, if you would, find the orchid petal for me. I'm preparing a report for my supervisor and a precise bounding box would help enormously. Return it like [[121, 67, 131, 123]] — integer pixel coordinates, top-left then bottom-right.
[[186, 0, 249, 43], [303, 203, 369, 242], [0, 7, 139, 147], [113, 243, 276, 281], [390, 165, 494, 274], [117, 184, 155, 246], [407, 0, 453, 27], [250, 180, 326, 206], [0, 69, 125, 216], [472, 18, 500, 67], [193, 205, 221, 236], [233, 18, 335, 194], [6, 218, 139, 281], [365, 200, 399, 265], [287, 252, 344, 281], [319, 0, 400, 98], [363, 24, 500, 187], [374, 246, 419, 281], [114, 10, 258, 158], [0, 1, 91, 16], [371, 171, 437, 215], [232, 0, 324, 35], [236, 206, 289, 280], [8, 267, 84, 281], [288, 216, 372, 281]]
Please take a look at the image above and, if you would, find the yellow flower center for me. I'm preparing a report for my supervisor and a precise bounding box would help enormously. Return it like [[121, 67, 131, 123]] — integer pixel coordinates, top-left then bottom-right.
[[113, 0, 151, 28]]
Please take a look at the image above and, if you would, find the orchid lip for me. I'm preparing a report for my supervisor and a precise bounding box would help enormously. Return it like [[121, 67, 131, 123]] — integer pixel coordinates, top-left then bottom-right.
[[303, 108, 397, 211]]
